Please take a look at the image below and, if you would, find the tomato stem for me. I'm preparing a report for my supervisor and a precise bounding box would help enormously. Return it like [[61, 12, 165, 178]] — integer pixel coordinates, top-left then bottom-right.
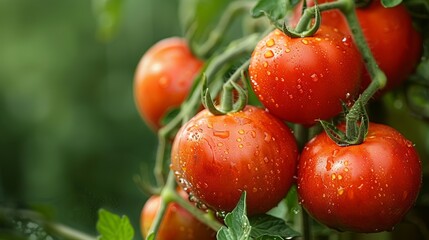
[[193, 1, 254, 59], [203, 60, 250, 115], [318, 0, 387, 145], [146, 171, 177, 240]]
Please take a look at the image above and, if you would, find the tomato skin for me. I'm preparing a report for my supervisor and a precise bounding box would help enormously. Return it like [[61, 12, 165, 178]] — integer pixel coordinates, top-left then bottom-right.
[[297, 123, 422, 232], [171, 105, 298, 215], [249, 26, 362, 125], [140, 190, 216, 240], [134, 38, 203, 130], [292, 0, 422, 94]]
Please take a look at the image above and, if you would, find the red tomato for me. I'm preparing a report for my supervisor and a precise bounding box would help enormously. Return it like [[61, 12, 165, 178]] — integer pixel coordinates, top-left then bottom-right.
[[249, 26, 362, 125], [297, 123, 422, 232], [170, 105, 298, 215], [291, 0, 422, 94], [140, 190, 216, 240], [134, 37, 203, 130]]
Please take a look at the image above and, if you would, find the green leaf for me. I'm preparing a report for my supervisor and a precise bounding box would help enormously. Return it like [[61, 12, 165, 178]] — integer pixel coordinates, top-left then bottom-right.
[[249, 214, 301, 239], [380, 0, 402, 7], [217, 192, 252, 240], [96, 209, 134, 240], [251, 0, 287, 23]]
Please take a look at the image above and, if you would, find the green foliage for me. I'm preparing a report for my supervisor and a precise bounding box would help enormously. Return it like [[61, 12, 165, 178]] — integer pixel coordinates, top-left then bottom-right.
[[217, 192, 252, 240], [96, 209, 134, 240], [249, 214, 301, 239], [381, 0, 403, 7]]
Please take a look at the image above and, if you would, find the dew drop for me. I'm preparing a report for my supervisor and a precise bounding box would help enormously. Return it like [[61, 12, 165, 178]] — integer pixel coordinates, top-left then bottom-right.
[[250, 130, 256, 138], [159, 76, 170, 88], [263, 61, 268, 68], [264, 50, 274, 58], [264, 157, 269, 163], [311, 73, 318, 82], [264, 132, 271, 142], [266, 38, 275, 47], [301, 39, 309, 45], [213, 130, 230, 138]]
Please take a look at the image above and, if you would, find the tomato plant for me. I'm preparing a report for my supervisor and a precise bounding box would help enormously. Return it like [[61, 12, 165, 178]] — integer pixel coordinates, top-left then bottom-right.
[[141, 190, 216, 240], [170, 105, 298, 215], [249, 26, 362, 125], [134, 37, 203, 130], [297, 122, 422, 232], [292, 0, 422, 94]]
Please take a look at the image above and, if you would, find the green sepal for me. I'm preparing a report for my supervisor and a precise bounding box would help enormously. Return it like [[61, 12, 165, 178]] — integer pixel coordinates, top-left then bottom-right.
[[201, 74, 224, 115]]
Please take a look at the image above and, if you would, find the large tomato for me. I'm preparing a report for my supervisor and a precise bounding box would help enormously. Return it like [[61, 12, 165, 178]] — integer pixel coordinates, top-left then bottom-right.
[[140, 190, 216, 240], [171, 105, 298, 215], [249, 26, 362, 125], [134, 37, 203, 130], [291, 0, 422, 94], [297, 123, 422, 232]]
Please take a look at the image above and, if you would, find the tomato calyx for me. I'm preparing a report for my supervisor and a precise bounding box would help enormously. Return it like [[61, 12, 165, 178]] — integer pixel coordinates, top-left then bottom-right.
[[284, 2, 321, 38], [320, 99, 369, 146], [202, 62, 249, 115]]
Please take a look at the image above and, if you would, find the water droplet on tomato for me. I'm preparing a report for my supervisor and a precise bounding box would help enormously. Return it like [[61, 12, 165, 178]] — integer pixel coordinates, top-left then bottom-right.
[[301, 39, 309, 45], [264, 132, 271, 142], [266, 38, 275, 47], [216, 211, 227, 219], [159, 76, 170, 88], [311, 73, 318, 82], [264, 50, 274, 58], [263, 61, 268, 68], [331, 174, 336, 180], [213, 130, 229, 138], [264, 157, 269, 163], [285, 48, 291, 53]]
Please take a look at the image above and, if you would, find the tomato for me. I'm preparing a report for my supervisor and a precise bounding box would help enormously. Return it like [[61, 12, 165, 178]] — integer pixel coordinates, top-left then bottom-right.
[[171, 105, 298, 215], [297, 122, 422, 232], [249, 26, 362, 125], [134, 37, 203, 130], [140, 190, 216, 240], [291, 0, 422, 94]]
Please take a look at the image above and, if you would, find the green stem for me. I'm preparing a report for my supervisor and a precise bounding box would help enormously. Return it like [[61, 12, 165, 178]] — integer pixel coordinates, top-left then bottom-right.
[[338, 0, 386, 105], [146, 171, 177, 240], [44, 222, 97, 240], [196, 1, 254, 58]]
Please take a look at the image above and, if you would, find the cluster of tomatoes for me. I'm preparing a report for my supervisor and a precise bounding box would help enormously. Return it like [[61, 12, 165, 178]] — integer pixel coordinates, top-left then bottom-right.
[[134, 0, 423, 239]]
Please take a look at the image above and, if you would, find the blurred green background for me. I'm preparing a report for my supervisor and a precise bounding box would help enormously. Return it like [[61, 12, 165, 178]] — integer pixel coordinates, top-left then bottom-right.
[[0, 0, 180, 237]]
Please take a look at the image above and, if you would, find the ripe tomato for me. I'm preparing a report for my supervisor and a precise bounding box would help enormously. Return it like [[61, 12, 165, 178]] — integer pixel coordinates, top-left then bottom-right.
[[291, 0, 422, 94], [140, 190, 216, 240], [171, 105, 298, 215], [297, 123, 422, 232], [134, 37, 203, 130], [249, 26, 362, 125]]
